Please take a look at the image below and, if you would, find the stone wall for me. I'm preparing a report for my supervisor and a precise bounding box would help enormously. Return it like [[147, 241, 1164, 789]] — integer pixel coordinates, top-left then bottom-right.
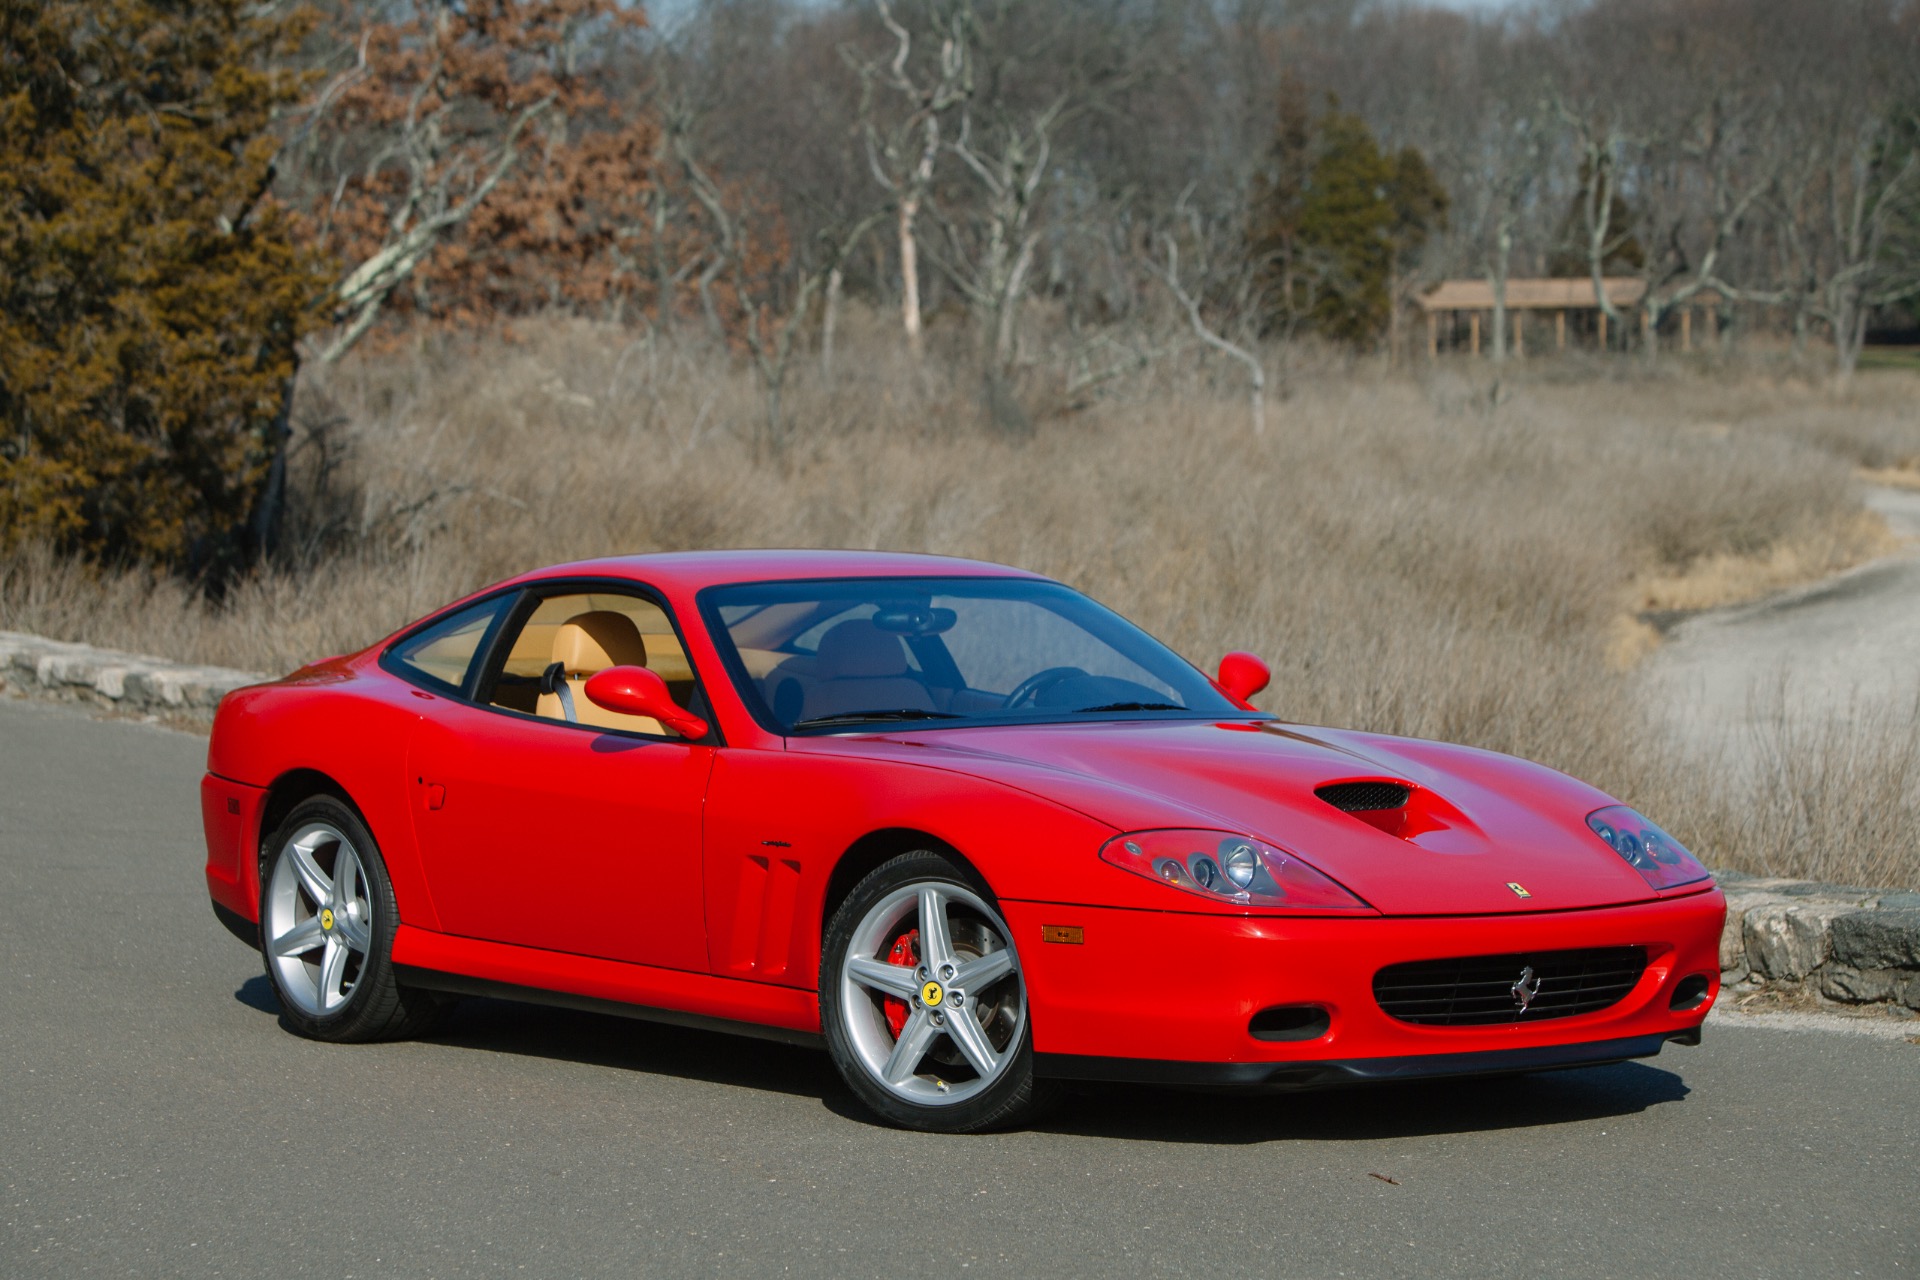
[[1719, 870, 1920, 1011], [0, 630, 263, 716]]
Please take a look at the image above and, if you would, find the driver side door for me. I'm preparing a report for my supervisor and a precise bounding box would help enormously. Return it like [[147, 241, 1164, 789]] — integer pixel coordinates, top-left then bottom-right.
[[404, 584, 716, 973]]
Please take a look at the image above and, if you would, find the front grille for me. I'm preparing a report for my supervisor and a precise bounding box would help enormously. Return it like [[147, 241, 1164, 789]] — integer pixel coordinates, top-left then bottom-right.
[[1372, 946, 1648, 1027], [1316, 781, 1410, 812]]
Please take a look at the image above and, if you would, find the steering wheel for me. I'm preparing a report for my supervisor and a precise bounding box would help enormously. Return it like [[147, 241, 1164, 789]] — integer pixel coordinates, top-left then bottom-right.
[[1002, 666, 1087, 711]]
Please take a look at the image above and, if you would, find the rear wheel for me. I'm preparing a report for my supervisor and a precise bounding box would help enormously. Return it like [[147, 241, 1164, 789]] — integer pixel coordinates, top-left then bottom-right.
[[259, 795, 442, 1042], [821, 851, 1054, 1132]]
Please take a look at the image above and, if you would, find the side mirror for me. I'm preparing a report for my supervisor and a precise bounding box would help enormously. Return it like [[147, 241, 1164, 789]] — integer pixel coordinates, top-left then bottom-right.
[[1215, 651, 1271, 707], [583, 666, 710, 740]]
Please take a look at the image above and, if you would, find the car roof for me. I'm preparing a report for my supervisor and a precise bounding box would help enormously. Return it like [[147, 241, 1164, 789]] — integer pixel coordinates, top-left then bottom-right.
[[506, 548, 1047, 595]]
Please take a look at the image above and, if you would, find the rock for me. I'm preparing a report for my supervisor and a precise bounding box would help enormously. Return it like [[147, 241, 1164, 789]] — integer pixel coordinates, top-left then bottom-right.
[[1819, 965, 1902, 1003], [1828, 908, 1920, 971], [1742, 902, 1861, 980]]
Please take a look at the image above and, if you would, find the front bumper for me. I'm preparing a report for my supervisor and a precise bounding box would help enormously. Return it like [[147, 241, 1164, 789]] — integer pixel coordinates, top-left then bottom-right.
[[1002, 888, 1725, 1083]]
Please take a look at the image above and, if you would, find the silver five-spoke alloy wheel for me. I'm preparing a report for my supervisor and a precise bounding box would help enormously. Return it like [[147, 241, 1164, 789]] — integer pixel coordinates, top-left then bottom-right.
[[839, 881, 1025, 1106], [265, 822, 374, 1017]]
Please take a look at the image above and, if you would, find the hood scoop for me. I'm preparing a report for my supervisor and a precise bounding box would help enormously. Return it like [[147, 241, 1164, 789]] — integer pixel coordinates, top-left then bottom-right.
[[1315, 781, 1411, 813], [1315, 778, 1483, 852]]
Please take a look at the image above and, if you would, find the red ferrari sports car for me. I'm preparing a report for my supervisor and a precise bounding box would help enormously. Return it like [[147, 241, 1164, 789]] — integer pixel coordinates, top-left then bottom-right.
[[202, 550, 1724, 1131]]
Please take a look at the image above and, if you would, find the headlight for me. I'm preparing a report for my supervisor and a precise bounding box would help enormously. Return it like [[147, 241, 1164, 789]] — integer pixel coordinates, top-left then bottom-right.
[[1099, 829, 1372, 910], [1586, 806, 1712, 891]]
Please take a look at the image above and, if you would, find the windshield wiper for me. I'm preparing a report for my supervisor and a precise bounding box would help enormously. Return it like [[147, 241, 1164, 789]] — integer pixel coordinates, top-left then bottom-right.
[[790, 709, 966, 730], [1072, 701, 1189, 713]]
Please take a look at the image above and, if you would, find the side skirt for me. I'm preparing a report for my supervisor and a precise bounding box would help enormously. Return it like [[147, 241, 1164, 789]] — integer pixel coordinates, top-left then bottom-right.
[[395, 966, 825, 1049]]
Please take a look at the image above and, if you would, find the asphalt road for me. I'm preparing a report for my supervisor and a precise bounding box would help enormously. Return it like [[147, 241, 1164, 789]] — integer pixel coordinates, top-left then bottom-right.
[[2, 695, 1914, 1279]]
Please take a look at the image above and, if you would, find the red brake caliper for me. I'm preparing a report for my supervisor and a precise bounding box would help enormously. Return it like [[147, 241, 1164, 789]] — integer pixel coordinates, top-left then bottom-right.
[[883, 928, 921, 1039]]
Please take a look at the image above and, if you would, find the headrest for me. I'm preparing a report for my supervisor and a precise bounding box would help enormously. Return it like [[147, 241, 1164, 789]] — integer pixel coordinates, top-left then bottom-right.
[[551, 611, 648, 675], [815, 618, 911, 679]]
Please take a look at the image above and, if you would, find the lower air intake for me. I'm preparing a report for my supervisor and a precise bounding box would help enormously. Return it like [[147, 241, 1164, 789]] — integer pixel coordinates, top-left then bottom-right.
[[1372, 946, 1648, 1027]]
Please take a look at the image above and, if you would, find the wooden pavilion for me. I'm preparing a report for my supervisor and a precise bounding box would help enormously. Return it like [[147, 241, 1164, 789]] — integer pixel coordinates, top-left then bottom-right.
[[1417, 277, 1723, 357]]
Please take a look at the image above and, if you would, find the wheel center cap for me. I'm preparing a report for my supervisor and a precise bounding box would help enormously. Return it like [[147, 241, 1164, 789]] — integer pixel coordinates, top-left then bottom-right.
[[319, 907, 336, 933], [920, 980, 945, 1008]]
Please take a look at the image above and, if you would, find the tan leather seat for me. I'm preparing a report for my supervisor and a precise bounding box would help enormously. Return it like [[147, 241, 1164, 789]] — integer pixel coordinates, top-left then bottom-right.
[[799, 619, 935, 721], [536, 611, 666, 735]]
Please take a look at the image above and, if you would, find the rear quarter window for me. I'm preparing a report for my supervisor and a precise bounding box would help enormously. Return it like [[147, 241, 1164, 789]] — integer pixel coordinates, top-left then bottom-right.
[[383, 596, 512, 696]]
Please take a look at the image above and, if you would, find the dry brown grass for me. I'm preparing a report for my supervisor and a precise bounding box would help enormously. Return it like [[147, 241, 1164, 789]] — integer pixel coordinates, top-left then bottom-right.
[[5, 313, 1918, 888]]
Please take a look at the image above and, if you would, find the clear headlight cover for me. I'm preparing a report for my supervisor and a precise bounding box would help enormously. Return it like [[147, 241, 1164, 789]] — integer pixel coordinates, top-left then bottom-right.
[[1585, 805, 1712, 891], [1098, 829, 1372, 910]]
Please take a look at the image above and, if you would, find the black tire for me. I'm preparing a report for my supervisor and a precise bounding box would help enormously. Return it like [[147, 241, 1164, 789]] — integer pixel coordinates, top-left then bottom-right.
[[821, 851, 1057, 1132], [258, 794, 445, 1043]]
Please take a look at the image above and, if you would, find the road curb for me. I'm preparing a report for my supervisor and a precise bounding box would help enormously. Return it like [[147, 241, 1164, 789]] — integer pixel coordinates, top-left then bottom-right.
[[0, 630, 264, 718]]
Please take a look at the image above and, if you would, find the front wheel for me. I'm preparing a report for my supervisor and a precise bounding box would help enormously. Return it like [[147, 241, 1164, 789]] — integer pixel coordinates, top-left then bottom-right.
[[821, 851, 1054, 1132], [259, 795, 443, 1042]]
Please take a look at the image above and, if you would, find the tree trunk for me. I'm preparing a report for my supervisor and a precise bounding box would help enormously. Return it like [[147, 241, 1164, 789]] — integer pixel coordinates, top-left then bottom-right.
[[1489, 226, 1512, 363], [1833, 292, 1868, 387], [822, 266, 843, 384], [898, 198, 923, 360]]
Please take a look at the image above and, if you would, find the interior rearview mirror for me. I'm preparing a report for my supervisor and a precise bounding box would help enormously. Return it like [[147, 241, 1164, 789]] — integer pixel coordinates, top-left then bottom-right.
[[583, 665, 709, 740]]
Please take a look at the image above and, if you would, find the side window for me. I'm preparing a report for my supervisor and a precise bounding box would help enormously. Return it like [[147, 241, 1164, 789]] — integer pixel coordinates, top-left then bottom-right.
[[385, 596, 511, 696], [482, 589, 697, 735]]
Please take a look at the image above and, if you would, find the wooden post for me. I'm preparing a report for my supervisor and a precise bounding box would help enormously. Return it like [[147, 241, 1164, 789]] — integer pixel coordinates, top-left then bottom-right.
[[1681, 308, 1692, 353], [1514, 309, 1524, 358], [1427, 310, 1438, 359], [1556, 309, 1566, 351], [1644, 307, 1654, 353], [1469, 311, 1481, 357], [1598, 310, 1608, 350], [1706, 306, 1719, 343]]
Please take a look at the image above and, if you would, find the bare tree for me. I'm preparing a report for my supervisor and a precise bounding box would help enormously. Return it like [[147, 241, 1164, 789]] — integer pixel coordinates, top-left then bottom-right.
[[1147, 228, 1266, 436], [673, 127, 882, 451], [848, 0, 971, 360], [1472, 97, 1551, 362], [294, 31, 555, 365], [1732, 2, 1920, 380]]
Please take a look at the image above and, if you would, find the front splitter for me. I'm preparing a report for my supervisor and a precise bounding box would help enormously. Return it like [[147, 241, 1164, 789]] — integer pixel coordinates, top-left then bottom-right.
[[1035, 1028, 1699, 1090]]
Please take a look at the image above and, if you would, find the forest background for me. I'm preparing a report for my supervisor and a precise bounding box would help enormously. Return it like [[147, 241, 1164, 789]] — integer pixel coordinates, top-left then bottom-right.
[[4, 0, 1920, 890]]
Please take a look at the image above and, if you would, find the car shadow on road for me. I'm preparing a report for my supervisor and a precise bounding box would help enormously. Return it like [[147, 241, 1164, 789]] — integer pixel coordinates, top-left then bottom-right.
[[418, 997, 845, 1101], [233, 977, 1692, 1140], [1034, 1063, 1691, 1144]]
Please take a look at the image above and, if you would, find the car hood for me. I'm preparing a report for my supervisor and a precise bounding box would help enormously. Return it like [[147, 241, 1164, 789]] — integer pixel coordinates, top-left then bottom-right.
[[795, 718, 1662, 916]]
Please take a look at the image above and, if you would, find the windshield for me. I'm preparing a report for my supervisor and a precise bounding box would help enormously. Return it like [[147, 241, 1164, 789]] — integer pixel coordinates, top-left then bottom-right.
[[699, 576, 1255, 734]]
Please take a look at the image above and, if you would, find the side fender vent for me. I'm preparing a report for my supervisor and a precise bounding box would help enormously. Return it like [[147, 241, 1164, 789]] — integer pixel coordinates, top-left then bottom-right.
[[1316, 781, 1411, 813]]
